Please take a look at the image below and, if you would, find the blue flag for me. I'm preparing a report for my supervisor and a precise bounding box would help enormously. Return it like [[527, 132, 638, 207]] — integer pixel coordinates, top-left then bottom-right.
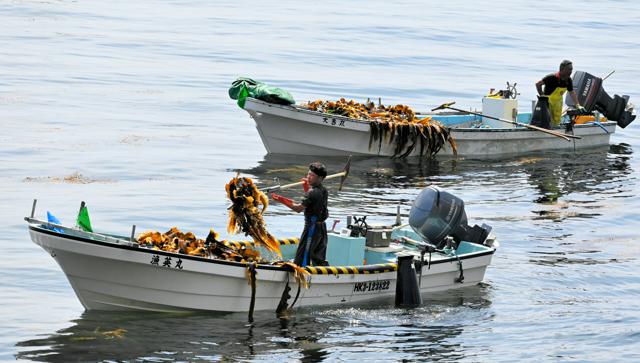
[[46, 211, 64, 233]]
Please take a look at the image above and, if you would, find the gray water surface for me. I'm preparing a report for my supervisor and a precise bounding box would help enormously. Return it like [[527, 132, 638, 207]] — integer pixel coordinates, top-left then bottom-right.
[[2, 1, 639, 361]]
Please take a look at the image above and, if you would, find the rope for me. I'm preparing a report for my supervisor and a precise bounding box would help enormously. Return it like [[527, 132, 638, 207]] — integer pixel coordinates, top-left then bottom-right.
[[247, 262, 257, 322]]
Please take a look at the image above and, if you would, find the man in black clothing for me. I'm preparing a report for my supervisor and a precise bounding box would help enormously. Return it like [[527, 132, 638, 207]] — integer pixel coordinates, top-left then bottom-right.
[[535, 59, 584, 127], [271, 162, 329, 267]]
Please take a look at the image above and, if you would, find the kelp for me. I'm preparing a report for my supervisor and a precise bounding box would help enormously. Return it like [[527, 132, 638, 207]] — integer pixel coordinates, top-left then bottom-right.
[[370, 118, 458, 159], [136, 227, 266, 262], [205, 229, 265, 263], [137, 227, 208, 257], [304, 98, 416, 122], [272, 261, 310, 289], [303, 98, 456, 158], [225, 175, 281, 256]]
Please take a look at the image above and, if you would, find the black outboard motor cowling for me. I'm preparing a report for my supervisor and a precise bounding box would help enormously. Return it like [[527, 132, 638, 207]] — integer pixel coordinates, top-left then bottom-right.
[[409, 186, 491, 248], [567, 71, 636, 128]]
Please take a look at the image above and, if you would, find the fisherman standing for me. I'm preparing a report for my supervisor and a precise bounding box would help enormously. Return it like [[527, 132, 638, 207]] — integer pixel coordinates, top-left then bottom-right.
[[535, 60, 585, 128], [271, 162, 329, 267]]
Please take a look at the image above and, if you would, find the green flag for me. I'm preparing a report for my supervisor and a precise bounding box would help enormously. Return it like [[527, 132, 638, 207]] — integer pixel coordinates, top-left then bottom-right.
[[77, 206, 93, 232], [237, 83, 249, 109]]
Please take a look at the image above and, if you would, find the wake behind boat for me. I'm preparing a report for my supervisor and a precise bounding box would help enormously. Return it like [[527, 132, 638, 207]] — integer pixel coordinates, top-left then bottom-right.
[[25, 187, 497, 315]]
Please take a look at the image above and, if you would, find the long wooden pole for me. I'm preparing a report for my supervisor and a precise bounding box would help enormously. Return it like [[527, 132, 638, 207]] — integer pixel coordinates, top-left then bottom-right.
[[432, 102, 581, 141], [270, 172, 344, 191], [264, 156, 352, 193]]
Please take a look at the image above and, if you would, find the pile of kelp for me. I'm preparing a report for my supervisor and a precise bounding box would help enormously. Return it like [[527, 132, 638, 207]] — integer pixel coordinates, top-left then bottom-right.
[[225, 175, 281, 256], [303, 98, 457, 157], [205, 229, 265, 263], [304, 98, 416, 122], [137, 227, 207, 256], [137, 227, 267, 263]]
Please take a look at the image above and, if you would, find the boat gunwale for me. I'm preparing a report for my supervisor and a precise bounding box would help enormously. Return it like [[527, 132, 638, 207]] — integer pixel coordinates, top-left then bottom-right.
[[28, 224, 496, 274]]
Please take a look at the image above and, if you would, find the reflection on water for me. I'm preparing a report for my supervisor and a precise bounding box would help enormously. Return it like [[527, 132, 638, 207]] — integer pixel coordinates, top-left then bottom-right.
[[523, 145, 633, 205], [240, 145, 633, 222], [240, 154, 454, 190], [243, 145, 632, 191], [15, 285, 493, 362]]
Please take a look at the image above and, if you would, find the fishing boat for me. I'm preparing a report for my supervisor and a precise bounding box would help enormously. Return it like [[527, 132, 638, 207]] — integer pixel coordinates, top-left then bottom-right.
[[25, 187, 497, 314], [243, 97, 617, 157], [235, 71, 634, 158]]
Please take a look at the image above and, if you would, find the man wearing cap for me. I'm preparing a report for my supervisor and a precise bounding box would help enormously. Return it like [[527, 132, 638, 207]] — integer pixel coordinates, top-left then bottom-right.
[[271, 162, 329, 266], [535, 60, 585, 128]]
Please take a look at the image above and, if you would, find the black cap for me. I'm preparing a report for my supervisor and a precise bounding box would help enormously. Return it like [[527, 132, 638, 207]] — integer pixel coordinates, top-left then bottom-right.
[[309, 162, 327, 178]]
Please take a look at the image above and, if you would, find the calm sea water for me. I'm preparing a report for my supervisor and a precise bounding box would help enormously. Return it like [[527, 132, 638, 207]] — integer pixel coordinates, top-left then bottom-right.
[[2, 0, 640, 361]]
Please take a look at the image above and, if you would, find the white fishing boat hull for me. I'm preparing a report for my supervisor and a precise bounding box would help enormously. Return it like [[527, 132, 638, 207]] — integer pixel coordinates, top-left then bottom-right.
[[28, 222, 495, 313], [243, 98, 617, 157]]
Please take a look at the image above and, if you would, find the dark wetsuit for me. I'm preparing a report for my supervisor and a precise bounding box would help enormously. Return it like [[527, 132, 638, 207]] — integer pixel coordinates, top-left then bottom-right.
[[541, 72, 574, 126], [541, 72, 574, 95], [294, 184, 329, 266]]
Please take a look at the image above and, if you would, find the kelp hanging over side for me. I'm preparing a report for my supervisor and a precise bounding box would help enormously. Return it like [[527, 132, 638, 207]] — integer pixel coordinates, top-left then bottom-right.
[[369, 117, 458, 158], [302, 98, 456, 158], [225, 176, 281, 256], [273, 261, 310, 288]]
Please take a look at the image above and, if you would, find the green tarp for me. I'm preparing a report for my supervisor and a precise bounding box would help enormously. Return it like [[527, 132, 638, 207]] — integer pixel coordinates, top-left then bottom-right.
[[228, 77, 295, 109]]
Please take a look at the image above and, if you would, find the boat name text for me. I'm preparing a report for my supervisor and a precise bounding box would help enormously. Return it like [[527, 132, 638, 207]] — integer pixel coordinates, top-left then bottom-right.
[[150, 254, 184, 270], [323, 117, 346, 127], [353, 279, 390, 293]]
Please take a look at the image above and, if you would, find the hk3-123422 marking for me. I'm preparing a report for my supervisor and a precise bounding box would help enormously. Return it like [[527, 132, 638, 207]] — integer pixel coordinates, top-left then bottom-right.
[[353, 280, 390, 293]]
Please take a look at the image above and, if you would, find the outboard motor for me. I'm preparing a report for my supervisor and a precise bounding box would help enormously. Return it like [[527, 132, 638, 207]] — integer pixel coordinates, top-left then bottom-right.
[[408, 186, 491, 248], [567, 71, 636, 128]]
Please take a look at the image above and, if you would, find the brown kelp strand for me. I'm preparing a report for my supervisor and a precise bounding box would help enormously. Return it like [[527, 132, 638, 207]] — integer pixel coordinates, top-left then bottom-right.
[[271, 261, 310, 288], [302, 98, 456, 158], [370, 118, 458, 158], [225, 176, 281, 256]]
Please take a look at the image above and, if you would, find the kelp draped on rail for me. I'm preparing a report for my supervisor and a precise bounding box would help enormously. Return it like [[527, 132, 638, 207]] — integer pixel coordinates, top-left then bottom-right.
[[369, 117, 457, 158], [303, 98, 457, 158]]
